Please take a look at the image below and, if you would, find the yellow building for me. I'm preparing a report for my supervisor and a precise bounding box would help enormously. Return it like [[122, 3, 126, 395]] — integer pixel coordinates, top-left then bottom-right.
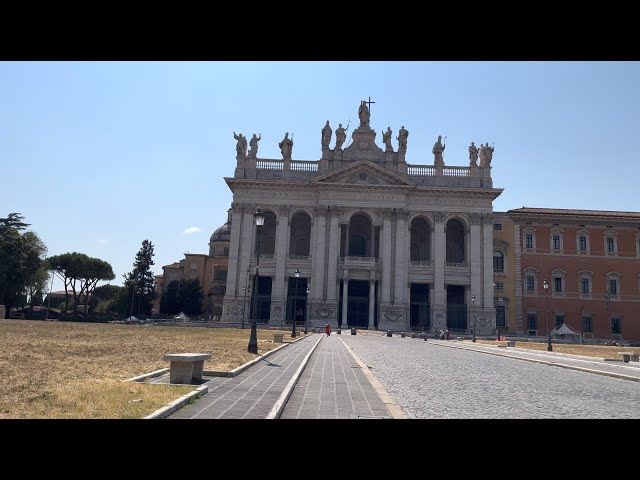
[[492, 213, 516, 335]]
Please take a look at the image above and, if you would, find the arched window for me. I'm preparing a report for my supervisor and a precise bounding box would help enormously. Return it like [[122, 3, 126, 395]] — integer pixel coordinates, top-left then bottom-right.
[[410, 217, 431, 261], [446, 219, 465, 264], [289, 212, 311, 256], [493, 251, 504, 272]]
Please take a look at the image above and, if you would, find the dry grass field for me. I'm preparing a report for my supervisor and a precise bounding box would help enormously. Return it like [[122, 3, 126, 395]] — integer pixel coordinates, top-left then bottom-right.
[[0, 320, 302, 419]]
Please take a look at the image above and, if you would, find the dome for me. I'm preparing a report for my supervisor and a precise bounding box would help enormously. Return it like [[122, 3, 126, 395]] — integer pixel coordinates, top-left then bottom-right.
[[210, 208, 232, 243], [210, 222, 231, 243]]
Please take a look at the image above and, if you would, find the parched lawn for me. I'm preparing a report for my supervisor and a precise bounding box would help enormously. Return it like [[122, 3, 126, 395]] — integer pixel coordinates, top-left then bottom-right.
[[0, 320, 302, 419]]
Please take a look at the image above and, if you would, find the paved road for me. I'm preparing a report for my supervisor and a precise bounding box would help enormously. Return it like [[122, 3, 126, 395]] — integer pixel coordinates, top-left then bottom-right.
[[341, 335, 640, 419]]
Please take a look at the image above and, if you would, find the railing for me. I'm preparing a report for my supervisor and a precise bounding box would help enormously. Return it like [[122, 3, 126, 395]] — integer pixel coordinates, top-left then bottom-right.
[[410, 260, 432, 266], [291, 160, 319, 172], [407, 165, 435, 176], [443, 166, 470, 177], [342, 256, 379, 264], [289, 255, 310, 260], [446, 261, 467, 268], [257, 159, 283, 170]]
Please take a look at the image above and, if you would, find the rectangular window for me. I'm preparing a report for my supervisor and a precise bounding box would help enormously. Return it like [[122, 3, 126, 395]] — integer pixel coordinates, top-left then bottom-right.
[[495, 282, 504, 291], [579, 236, 587, 251], [191, 263, 197, 270], [493, 223, 502, 231], [611, 317, 621, 334], [606, 237, 615, 253], [526, 313, 537, 330], [526, 276, 535, 291], [552, 235, 561, 250], [525, 234, 533, 249], [554, 314, 564, 329], [582, 316, 592, 333], [496, 306, 506, 327], [554, 277, 563, 293], [580, 278, 590, 294], [609, 279, 617, 295], [493, 255, 504, 272], [214, 269, 228, 281], [224, 247, 229, 256]]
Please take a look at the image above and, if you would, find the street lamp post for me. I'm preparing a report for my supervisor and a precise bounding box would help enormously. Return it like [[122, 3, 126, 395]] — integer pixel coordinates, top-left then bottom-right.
[[291, 268, 299, 337], [305, 285, 310, 334], [543, 279, 552, 352], [241, 266, 250, 329], [248, 209, 264, 354], [471, 295, 476, 342], [129, 280, 136, 322]]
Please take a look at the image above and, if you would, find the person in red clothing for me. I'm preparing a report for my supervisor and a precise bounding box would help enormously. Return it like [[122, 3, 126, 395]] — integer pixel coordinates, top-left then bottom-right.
[[325, 323, 331, 336]]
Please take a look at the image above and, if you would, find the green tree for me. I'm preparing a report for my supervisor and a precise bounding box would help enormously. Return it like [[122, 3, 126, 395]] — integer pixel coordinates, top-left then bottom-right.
[[0, 213, 47, 317], [77, 258, 115, 313], [26, 265, 49, 307], [160, 280, 180, 315], [177, 278, 204, 315], [124, 240, 156, 316], [46, 252, 89, 312], [160, 278, 204, 316]]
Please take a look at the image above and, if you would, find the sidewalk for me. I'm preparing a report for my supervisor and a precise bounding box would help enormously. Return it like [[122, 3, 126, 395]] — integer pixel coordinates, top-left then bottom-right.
[[431, 340, 640, 382], [164, 334, 319, 419], [280, 333, 392, 419]]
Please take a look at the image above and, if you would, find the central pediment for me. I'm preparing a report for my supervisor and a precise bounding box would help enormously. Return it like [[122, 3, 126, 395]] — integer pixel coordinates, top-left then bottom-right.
[[312, 160, 414, 187]]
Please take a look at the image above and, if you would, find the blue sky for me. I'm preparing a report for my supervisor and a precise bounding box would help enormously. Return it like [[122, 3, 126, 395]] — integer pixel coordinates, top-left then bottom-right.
[[2, 61, 639, 290]]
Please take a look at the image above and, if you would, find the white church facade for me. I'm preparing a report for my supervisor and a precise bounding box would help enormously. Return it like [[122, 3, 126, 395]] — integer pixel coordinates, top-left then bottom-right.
[[222, 101, 502, 333]]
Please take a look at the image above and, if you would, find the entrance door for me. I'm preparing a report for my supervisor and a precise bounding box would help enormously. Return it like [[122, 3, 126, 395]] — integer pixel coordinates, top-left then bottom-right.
[[446, 285, 466, 331], [410, 283, 430, 331], [347, 280, 369, 328]]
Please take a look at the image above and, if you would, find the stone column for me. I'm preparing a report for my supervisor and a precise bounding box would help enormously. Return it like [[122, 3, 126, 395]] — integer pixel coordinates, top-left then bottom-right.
[[381, 209, 393, 304], [270, 206, 290, 325], [368, 279, 375, 329], [345, 223, 350, 257], [326, 208, 340, 302], [394, 209, 408, 305], [370, 223, 376, 258], [341, 276, 349, 327], [312, 208, 326, 301], [481, 213, 497, 332], [469, 213, 482, 304], [432, 211, 446, 330], [222, 202, 250, 322]]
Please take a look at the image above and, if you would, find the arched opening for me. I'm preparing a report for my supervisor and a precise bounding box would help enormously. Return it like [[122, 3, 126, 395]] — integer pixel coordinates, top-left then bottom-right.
[[348, 214, 372, 257], [255, 210, 277, 256], [289, 212, 311, 256], [446, 219, 465, 264], [493, 251, 504, 272], [410, 217, 431, 261]]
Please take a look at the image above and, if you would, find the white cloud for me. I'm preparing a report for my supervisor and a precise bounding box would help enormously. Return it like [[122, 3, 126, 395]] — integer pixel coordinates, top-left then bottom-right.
[[182, 227, 201, 235], [97, 239, 109, 245]]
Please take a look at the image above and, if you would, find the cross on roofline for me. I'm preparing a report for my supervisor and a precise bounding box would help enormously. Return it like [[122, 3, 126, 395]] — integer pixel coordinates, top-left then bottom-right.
[[366, 96, 375, 114]]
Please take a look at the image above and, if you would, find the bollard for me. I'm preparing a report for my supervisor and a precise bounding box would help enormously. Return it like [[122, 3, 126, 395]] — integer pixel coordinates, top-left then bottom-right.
[[351, 328, 356, 335], [387, 330, 392, 337], [400, 332, 405, 338], [337, 328, 341, 334]]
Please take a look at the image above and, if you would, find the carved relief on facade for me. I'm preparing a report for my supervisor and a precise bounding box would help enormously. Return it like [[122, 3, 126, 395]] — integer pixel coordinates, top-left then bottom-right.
[[484, 213, 495, 223], [242, 203, 256, 214], [434, 211, 446, 223], [470, 213, 482, 224], [370, 208, 382, 224], [275, 205, 291, 217], [395, 208, 409, 220], [313, 306, 336, 319], [272, 305, 283, 319], [226, 304, 243, 315], [382, 310, 404, 322], [382, 208, 394, 220]]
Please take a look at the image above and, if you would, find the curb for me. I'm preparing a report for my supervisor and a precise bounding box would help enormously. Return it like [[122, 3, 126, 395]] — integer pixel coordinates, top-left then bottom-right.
[[339, 337, 409, 419], [144, 385, 209, 419], [266, 334, 324, 419], [432, 342, 640, 383], [203, 333, 312, 377], [125, 368, 169, 383]]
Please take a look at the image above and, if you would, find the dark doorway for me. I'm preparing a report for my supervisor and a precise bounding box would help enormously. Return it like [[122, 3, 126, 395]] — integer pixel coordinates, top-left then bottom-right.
[[286, 277, 308, 325], [410, 283, 430, 330], [251, 276, 272, 323], [446, 285, 466, 330], [347, 280, 369, 328]]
